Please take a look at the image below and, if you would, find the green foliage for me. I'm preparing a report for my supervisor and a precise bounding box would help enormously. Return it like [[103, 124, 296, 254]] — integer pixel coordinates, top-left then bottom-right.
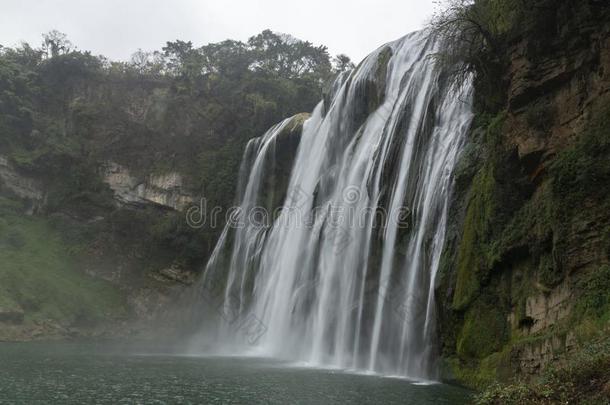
[[436, 0, 610, 394], [574, 265, 610, 323], [431, 0, 565, 111], [452, 113, 505, 309], [448, 347, 512, 390], [0, 29, 339, 282], [332, 54, 355, 73], [489, 183, 561, 287], [550, 103, 610, 207], [457, 297, 508, 359], [452, 163, 495, 309], [476, 339, 610, 404], [247, 30, 332, 79], [0, 29, 337, 204], [0, 50, 38, 150], [41, 30, 73, 58], [194, 142, 244, 208], [449, 103, 610, 390], [0, 206, 127, 325], [431, 0, 517, 110]]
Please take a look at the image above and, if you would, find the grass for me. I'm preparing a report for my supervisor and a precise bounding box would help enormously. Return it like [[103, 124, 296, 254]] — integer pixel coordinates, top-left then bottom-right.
[[0, 197, 127, 327]]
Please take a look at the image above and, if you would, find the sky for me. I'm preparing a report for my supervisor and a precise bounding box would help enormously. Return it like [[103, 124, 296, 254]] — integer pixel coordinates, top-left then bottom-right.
[[0, 0, 438, 64]]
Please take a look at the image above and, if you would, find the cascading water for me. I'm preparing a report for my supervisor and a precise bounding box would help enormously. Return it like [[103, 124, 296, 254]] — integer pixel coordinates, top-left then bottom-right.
[[193, 30, 473, 380]]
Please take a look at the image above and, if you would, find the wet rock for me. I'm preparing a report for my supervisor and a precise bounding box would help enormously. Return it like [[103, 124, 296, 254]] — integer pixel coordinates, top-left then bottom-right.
[[155, 266, 196, 285], [351, 46, 393, 128]]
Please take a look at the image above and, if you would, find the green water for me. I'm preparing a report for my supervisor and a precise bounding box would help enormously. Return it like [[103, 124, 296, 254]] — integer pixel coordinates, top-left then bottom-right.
[[0, 342, 472, 404]]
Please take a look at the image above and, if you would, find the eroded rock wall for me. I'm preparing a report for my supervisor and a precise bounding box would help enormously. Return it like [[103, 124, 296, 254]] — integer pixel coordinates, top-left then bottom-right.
[[438, 0, 610, 387], [102, 162, 194, 211]]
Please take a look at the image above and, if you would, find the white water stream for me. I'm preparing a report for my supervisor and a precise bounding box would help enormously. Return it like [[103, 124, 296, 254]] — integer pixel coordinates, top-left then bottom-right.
[[195, 31, 473, 380]]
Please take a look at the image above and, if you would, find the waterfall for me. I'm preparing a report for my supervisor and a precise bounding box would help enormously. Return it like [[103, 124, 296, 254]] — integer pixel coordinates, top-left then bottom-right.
[[193, 30, 473, 380]]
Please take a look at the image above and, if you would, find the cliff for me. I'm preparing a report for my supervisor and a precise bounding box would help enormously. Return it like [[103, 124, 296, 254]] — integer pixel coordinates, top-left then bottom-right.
[[0, 32, 321, 340], [102, 162, 194, 210], [436, 0, 610, 396]]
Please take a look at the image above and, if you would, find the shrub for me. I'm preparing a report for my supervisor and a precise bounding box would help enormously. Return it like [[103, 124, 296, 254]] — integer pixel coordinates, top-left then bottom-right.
[[476, 339, 610, 404]]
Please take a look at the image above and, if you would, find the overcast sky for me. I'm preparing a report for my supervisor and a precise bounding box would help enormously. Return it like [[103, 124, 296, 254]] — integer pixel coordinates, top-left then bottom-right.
[[1, 0, 438, 63]]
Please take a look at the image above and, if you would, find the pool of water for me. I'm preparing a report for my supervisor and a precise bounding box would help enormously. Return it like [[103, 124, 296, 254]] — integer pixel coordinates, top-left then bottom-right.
[[0, 342, 472, 404]]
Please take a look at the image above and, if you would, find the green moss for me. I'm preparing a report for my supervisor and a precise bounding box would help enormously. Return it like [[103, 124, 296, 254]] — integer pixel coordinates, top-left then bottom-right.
[[447, 346, 513, 390], [453, 112, 508, 309], [550, 103, 610, 207], [537, 253, 561, 288], [439, 3, 610, 394], [453, 164, 497, 308], [490, 184, 556, 276], [0, 207, 127, 325], [574, 265, 610, 324], [449, 112, 610, 384], [457, 297, 509, 360]]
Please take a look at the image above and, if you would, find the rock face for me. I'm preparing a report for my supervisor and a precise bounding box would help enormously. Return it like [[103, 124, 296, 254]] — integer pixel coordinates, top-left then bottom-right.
[[0, 306, 24, 324], [438, 1, 610, 387], [0, 155, 196, 213], [0, 156, 44, 212], [257, 112, 308, 213], [505, 11, 610, 177], [102, 162, 194, 211], [501, 7, 610, 375]]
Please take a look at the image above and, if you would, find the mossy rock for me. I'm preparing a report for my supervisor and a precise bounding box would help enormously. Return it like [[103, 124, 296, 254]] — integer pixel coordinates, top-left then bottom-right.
[[258, 112, 308, 214], [0, 207, 128, 326], [452, 163, 496, 309], [446, 347, 513, 390], [457, 297, 509, 360], [349, 46, 393, 129]]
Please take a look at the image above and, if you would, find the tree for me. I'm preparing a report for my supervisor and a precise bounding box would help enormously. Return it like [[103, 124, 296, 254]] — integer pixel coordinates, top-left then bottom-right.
[[162, 40, 200, 76], [247, 30, 331, 80], [130, 49, 165, 76], [42, 30, 73, 58], [430, 0, 532, 110], [130, 49, 151, 72], [332, 54, 355, 73], [200, 40, 251, 77]]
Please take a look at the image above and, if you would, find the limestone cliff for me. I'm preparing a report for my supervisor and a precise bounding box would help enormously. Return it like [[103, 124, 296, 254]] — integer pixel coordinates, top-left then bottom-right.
[[102, 162, 194, 211], [437, 0, 610, 388]]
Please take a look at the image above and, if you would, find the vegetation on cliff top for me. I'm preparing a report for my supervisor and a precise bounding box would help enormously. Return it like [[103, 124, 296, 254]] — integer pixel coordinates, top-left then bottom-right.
[[0, 29, 352, 329], [0, 29, 351, 208], [0, 29, 352, 263]]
